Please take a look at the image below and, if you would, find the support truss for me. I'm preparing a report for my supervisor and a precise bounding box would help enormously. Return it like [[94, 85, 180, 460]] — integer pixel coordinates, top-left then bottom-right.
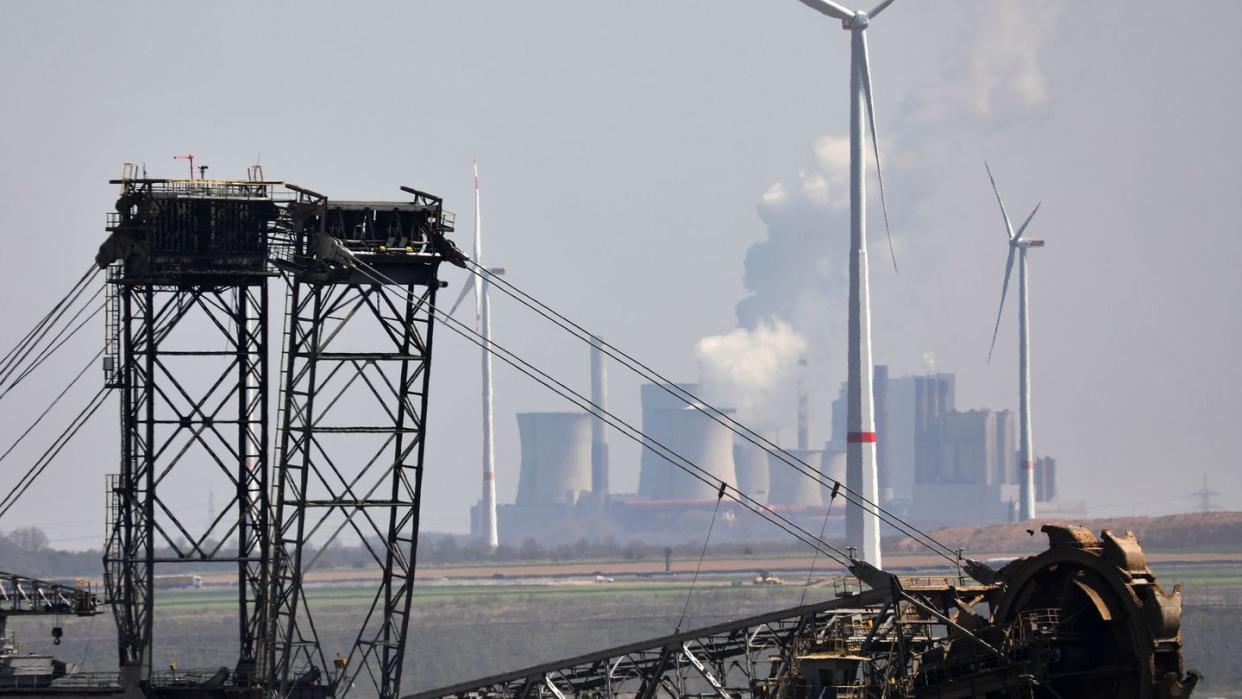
[[267, 276, 437, 699], [105, 281, 269, 685]]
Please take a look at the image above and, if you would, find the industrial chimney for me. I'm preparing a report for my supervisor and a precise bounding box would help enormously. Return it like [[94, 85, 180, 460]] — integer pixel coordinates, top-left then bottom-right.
[[797, 356, 810, 451], [589, 335, 610, 504]]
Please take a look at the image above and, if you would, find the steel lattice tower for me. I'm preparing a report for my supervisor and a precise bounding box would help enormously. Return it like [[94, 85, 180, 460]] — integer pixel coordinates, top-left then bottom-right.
[[265, 189, 451, 699], [100, 175, 278, 692]]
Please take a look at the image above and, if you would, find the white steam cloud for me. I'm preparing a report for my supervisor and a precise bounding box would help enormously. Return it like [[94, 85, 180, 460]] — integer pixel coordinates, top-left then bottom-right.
[[695, 320, 807, 428]]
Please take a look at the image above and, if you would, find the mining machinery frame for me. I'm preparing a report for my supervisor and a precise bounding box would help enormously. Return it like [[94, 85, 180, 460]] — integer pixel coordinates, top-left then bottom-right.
[[264, 187, 453, 699], [408, 525, 1198, 699], [98, 174, 284, 693]]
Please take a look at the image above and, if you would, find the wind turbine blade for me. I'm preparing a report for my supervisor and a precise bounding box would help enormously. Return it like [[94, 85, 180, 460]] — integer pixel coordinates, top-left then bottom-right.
[[446, 281, 474, 319], [857, 30, 898, 272], [868, 0, 897, 18], [985, 162, 1016, 241], [1013, 202, 1041, 242], [988, 246, 1017, 363], [795, 0, 853, 21]]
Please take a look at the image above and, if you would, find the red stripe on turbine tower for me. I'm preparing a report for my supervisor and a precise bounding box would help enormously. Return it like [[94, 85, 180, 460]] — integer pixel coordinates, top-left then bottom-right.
[[847, 432, 877, 443]]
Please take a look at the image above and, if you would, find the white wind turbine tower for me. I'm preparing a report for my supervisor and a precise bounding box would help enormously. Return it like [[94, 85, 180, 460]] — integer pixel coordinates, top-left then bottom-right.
[[793, 0, 900, 567], [985, 163, 1044, 522], [448, 161, 506, 548]]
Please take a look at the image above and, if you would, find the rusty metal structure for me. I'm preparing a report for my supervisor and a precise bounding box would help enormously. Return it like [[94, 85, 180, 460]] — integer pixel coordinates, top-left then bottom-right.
[[410, 526, 1197, 699]]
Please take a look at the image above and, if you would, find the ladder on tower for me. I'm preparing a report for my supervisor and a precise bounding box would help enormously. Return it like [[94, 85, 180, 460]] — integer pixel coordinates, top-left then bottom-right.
[[102, 263, 122, 389]]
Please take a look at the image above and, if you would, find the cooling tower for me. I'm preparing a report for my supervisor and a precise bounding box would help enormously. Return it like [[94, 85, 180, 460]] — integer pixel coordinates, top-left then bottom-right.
[[515, 412, 592, 506], [733, 441, 770, 505], [637, 382, 699, 498], [821, 447, 846, 482], [641, 405, 737, 501], [767, 449, 825, 508]]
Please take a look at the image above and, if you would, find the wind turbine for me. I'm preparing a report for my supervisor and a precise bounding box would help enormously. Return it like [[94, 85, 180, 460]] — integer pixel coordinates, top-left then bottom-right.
[[985, 162, 1044, 522], [447, 162, 506, 549], [793, 0, 900, 568]]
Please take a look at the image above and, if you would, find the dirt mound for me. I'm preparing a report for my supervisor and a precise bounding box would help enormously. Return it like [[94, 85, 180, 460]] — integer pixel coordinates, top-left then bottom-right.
[[888, 511, 1242, 555]]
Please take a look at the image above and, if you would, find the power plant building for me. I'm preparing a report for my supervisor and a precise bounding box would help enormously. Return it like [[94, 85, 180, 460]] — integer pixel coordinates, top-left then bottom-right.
[[483, 368, 1062, 544], [828, 369, 1062, 527], [1035, 456, 1057, 502], [830, 369, 954, 505]]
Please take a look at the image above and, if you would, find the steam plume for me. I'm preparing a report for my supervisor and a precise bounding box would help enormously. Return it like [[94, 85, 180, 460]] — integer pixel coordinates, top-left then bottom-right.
[[695, 320, 807, 428]]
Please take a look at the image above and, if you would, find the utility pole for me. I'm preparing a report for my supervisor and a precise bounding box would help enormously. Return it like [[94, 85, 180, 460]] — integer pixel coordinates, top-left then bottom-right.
[[1192, 474, 1220, 513]]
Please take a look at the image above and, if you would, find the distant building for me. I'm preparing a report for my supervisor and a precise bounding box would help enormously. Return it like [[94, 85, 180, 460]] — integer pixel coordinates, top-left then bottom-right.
[[909, 408, 1019, 526], [827, 368, 1061, 528], [1035, 456, 1057, 502], [912, 374, 955, 486], [938, 409, 1012, 486], [830, 370, 953, 510], [478, 368, 1064, 545]]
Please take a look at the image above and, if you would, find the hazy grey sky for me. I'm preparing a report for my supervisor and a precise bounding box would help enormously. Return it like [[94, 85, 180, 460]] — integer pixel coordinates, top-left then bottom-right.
[[0, 1, 1239, 547]]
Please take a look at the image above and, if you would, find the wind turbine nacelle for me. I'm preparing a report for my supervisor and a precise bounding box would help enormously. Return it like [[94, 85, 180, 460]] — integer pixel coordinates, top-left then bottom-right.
[[1020, 240, 1046, 248], [843, 13, 868, 30]]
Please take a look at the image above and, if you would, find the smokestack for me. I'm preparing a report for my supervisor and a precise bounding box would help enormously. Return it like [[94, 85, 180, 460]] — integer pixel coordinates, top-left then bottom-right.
[[797, 356, 809, 451], [589, 336, 610, 503]]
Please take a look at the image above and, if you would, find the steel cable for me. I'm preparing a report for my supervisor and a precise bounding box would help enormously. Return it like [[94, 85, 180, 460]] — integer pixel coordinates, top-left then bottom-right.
[[0, 265, 95, 372], [675, 482, 726, 634], [3, 300, 105, 399], [0, 272, 188, 518], [0, 269, 101, 388], [800, 483, 840, 608], [0, 386, 110, 520]]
